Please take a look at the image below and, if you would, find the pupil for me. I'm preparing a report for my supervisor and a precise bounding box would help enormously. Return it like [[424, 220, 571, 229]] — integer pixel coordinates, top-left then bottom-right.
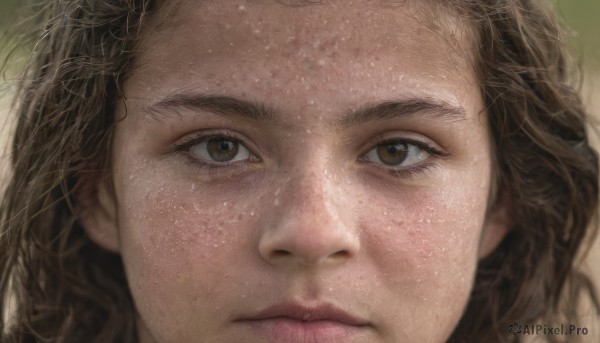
[[377, 142, 408, 165], [219, 142, 232, 151], [207, 139, 238, 162]]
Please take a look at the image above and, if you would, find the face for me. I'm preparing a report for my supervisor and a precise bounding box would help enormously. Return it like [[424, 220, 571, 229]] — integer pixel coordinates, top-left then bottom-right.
[[85, 1, 506, 342]]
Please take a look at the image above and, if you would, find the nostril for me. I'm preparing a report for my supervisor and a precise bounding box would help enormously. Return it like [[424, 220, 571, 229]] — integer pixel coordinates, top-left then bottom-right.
[[273, 250, 291, 257], [331, 250, 351, 260], [270, 249, 351, 261]]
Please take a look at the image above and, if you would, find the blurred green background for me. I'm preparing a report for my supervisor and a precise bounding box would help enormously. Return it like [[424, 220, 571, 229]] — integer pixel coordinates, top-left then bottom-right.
[[554, 0, 600, 68]]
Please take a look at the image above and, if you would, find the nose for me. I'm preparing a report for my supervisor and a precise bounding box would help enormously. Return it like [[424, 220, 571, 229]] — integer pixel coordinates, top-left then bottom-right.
[[258, 171, 360, 268]]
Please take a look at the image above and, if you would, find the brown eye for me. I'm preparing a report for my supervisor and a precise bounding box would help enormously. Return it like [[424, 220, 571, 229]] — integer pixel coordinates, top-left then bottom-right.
[[363, 140, 430, 167], [376, 142, 408, 165], [206, 139, 239, 162], [190, 137, 251, 163]]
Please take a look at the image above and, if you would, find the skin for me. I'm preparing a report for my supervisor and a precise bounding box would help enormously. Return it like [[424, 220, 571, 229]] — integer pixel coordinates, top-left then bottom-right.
[[83, 1, 509, 342]]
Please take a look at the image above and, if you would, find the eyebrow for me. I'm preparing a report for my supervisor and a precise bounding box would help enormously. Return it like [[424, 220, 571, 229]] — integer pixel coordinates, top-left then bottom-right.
[[342, 98, 466, 126], [143, 93, 467, 126], [144, 93, 275, 123]]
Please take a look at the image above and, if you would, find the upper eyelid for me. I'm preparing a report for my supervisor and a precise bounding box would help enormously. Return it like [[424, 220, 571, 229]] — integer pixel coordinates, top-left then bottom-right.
[[360, 130, 447, 153], [361, 137, 448, 158], [171, 130, 259, 156]]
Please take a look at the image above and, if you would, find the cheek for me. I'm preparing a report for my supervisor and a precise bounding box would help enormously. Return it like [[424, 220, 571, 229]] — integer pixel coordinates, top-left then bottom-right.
[[360, 183, 488, 327], [115, 177, 257, 339]]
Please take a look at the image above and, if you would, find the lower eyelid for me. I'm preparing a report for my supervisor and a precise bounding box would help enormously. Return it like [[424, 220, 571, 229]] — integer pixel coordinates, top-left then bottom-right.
[[179, 152, 261, 175], [381, 162, 440, 179]]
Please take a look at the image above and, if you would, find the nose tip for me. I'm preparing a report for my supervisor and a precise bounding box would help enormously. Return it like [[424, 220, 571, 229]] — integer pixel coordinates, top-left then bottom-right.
[[258, 183, 360, 268], [260, 227, 359, 267]]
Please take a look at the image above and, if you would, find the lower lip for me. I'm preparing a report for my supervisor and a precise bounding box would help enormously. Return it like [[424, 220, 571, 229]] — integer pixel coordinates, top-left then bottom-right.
[[244, 318, 366, 343]]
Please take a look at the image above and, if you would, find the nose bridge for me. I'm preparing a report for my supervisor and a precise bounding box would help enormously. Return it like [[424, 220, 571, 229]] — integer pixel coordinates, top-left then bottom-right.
[[259, 162, 360, 267], [277, 145, 342, 219], [288, 167, 334, 214]]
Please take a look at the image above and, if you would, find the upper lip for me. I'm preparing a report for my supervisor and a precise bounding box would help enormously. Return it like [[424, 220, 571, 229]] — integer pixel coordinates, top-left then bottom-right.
[[236, 301, 371, 327]]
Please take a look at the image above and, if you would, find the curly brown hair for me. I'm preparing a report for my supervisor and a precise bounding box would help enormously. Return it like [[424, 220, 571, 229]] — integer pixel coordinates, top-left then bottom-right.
[[1, 0, 598, 342]]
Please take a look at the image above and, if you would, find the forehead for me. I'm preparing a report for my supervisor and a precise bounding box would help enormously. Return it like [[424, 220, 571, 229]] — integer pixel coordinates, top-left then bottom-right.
[[129, 0, 478, 114]]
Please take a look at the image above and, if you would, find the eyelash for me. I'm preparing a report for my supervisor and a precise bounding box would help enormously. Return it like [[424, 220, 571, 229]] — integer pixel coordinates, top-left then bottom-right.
[[360, 138, 447, 178], [171, 131, 259, 173], [171, 132, 447, 178], [381, 160, 439, 179]]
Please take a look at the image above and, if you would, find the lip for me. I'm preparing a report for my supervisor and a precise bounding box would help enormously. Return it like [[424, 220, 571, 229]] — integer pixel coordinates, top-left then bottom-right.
[[235, 301, 372, 342]]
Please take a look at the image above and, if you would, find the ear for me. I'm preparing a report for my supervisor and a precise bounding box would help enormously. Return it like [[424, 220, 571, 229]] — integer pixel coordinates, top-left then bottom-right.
[[478, 194, 512, 259], [77, 174, 121, 253]]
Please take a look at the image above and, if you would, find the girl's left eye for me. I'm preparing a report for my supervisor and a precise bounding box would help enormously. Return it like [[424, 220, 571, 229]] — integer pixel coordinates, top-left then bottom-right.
[[361, 141, 432, 167], [189, 137, 252, 163]]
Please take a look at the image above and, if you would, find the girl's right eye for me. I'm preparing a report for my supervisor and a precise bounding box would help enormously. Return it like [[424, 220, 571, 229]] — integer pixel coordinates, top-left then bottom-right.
[[190, 137, 252, 163]]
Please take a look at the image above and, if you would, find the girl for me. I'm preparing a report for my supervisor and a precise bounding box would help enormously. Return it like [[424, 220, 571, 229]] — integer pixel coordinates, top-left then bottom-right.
[[1, 0, 598, 342]]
